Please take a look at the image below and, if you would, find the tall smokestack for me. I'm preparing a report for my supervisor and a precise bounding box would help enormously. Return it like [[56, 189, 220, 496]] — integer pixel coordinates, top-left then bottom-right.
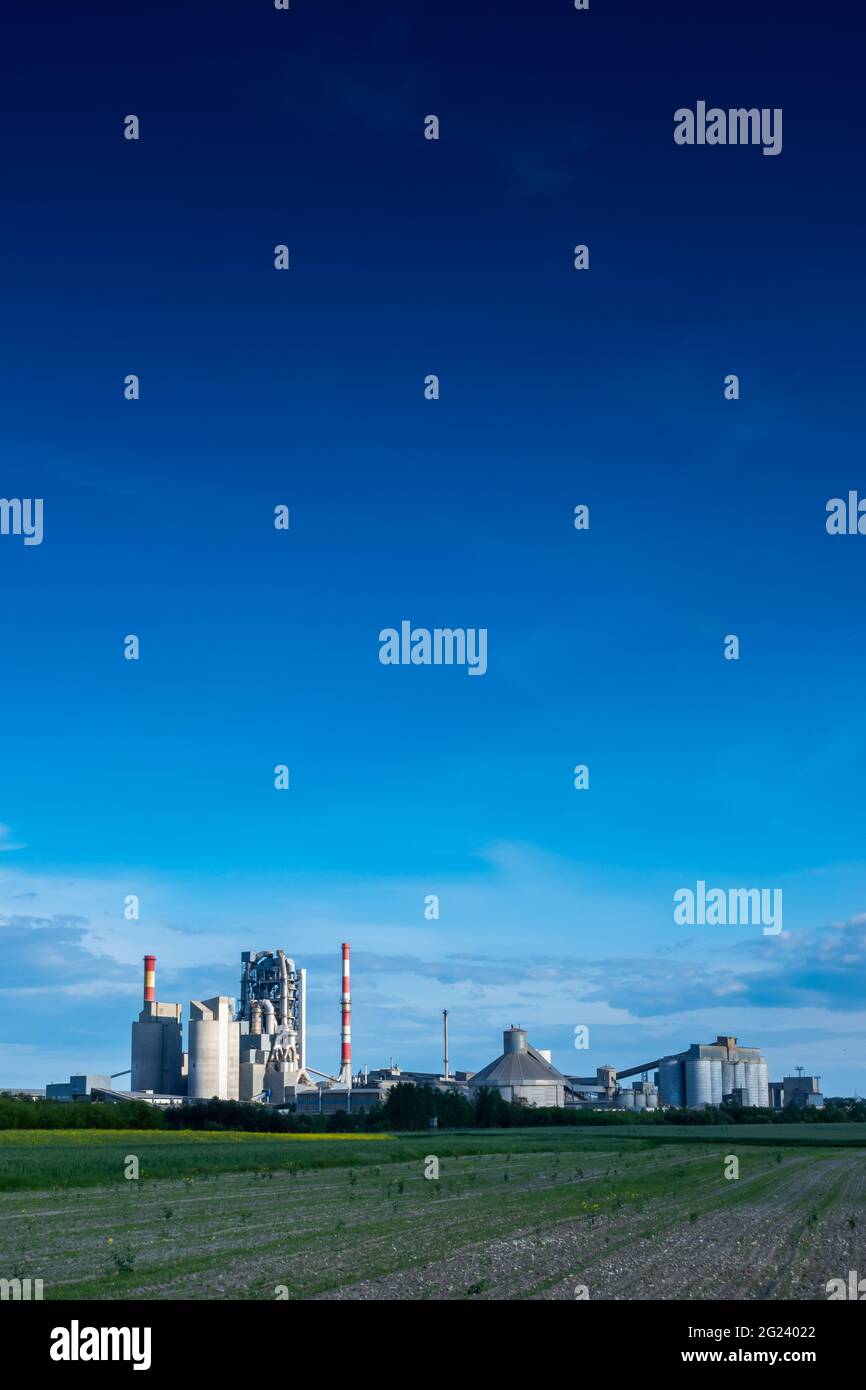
[[143, 954, 156, 1005], [443, 1009, 449, 1080], [338, 942, 352, 1086], [299, 967, 307, 1073]]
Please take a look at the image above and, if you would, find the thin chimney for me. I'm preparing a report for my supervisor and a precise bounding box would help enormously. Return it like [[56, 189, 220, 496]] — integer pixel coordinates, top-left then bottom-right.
[[143, 954, 156, 1005], [338, 942, 352, 1087]]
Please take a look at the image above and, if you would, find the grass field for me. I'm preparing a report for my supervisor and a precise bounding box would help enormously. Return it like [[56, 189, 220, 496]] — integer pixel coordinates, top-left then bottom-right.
[[1, 1126, 863, 1300]]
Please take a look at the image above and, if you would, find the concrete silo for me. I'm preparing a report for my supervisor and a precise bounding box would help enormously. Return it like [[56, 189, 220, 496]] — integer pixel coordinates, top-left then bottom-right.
[[188, 996, 240, 1101], [685, 1055, 712, 1108], [658, 1057, 685, 1107]]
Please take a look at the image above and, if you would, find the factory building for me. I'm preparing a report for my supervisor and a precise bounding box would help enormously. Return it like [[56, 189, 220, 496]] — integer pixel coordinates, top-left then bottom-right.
[[46, 1074, 111, 1101], [615, 1079, 659, 1111], [294, 1087, 383, 1115], [238, 949, 309, 1103], [564, 1065, 659, 1110], [91, 1086, 186, 1108], [126, 944, 361, 1109], [130, 955, 184, 1094], [565, 1064, 618, 1106], [771, 1074, 824, 1109], [365, 1065, 472, 1093], [468, 1027, 567, 1107]]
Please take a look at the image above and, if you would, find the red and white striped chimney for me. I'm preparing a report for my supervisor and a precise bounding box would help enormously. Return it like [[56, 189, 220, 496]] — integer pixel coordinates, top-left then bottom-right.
[[143, 954, 156, 1005], [338, 942, 352, 1086]]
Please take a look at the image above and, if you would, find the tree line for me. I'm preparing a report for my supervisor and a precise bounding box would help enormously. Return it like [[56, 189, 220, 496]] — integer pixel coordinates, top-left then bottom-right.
[[1, 1086, 863, 1132]]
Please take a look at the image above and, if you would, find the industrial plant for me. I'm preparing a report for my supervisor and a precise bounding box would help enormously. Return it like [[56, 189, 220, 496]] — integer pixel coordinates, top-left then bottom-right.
[[38, 941, 824, 1115], [459, 1029, 822, 1112], [119, 943, 380, 1113]]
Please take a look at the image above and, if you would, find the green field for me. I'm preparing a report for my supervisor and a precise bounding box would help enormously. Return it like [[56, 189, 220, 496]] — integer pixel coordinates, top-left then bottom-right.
[[0, 1123, 862, 1193], [1, 1126, 863, 1300]]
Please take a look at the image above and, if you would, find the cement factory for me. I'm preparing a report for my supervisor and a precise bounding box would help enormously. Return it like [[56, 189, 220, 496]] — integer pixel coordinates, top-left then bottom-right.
[[121, 945, 363, 1113], [40, 942, 824, 1114]]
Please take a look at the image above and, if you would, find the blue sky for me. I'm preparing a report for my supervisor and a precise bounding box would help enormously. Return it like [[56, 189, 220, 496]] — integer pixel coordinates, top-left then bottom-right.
[[1, 0, 865, 1094]]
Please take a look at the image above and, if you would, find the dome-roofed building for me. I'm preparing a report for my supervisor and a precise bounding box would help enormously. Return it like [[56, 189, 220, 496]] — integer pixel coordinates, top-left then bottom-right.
[[467, 1027, 567, 1108]]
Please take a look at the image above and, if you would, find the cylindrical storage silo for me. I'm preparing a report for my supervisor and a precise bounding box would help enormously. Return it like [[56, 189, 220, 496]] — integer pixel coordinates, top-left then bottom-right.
[[633, 1089, 646, 1110], [721, 1061, 735, 1098], [646, 1090, 658, 1109], [618, 1089, 635, 1109], [710, 1058, 723, 1105], [733, 1061, 746, 1094], [659, 1058, 684, 1107], [188, 1022, 222, 1100], [744, 1062, 759, 1107], [756, 1062, 769, 1108], [685, 1056, 712, 1108], [503, 1028, 527, 1054], [753, 1061, 764, 1107]]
